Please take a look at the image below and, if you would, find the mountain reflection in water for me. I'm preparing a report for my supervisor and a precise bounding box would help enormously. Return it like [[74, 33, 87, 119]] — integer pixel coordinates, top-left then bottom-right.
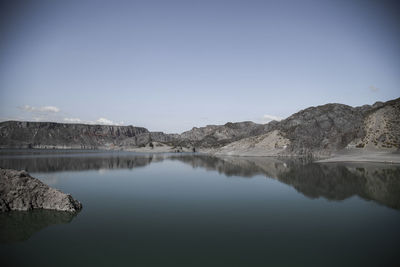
[[1, 152, 399, 210]]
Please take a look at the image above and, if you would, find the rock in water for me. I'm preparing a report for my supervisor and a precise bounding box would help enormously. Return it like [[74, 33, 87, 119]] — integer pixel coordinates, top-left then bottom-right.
[[0, 168, 82, 212]]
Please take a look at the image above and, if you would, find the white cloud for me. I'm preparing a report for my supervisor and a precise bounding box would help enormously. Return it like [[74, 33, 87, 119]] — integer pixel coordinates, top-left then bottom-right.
[[96, 117, 114, 125], [262, 114, 283, 123], [64, 118, 82, 123], [14, 105, 125, 126], [94, 118, 123, 125], [369, 85, 379, 92], [20, 105, 60, 113], [64, 117, 122, 125]]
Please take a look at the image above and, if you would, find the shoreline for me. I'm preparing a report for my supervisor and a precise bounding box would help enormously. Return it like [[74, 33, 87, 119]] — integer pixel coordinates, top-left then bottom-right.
[[1, 147, 400, 164], [315, 150, 400, 164]]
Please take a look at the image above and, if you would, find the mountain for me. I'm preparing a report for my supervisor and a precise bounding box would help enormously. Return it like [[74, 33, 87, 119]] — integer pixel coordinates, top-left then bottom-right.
[[0, 98, 399, 157], [215, 98, 400, 157]]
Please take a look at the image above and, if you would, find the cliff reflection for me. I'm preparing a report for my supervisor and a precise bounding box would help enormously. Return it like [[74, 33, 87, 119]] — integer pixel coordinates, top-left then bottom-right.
[[0, 153, 157, 172], [172, 155, 400, 210], [0, 152, 399, 210]]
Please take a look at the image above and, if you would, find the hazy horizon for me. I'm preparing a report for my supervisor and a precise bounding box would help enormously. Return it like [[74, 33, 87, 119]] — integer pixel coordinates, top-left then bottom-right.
[[1, 0, 399, 133]]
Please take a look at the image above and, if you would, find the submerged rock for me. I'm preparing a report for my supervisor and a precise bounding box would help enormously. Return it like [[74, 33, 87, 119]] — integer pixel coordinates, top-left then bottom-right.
[[0, 168, 82, 212]]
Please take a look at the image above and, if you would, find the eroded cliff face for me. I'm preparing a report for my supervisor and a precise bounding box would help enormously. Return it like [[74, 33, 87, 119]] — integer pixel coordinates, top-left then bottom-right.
[[0, 121, 176, 149]]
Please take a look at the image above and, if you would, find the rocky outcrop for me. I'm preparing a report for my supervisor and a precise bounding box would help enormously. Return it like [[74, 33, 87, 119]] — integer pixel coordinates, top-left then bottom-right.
[[0, 168, 82, 212]]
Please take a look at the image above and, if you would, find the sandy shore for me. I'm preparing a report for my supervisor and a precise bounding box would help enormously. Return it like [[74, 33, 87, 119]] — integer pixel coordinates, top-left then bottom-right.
[[316, 149, 400, 164], [124, 142, 194, 153]]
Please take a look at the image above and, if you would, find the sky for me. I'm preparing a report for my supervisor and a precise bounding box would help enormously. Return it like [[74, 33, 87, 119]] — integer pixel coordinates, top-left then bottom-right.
[[0, 0, 399, 133]]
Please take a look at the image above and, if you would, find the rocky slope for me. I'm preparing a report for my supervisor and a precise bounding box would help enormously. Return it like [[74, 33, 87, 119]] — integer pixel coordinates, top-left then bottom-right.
[[350, 98, 400, 149], [215, 98, 400, 157], [0, 168, 82, 212], [178, 121, 268, 148]]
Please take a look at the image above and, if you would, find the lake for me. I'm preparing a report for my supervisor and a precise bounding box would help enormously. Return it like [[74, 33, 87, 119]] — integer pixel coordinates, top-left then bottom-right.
[[1, 150, 399, 267]]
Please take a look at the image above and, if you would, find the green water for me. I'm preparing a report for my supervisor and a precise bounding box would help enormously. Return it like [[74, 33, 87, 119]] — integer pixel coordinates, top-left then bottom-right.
[[1, 151, 399, 266]]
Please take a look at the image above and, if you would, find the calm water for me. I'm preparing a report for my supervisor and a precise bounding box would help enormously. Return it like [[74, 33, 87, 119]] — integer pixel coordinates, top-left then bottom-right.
[[1, 150, 399, 267]]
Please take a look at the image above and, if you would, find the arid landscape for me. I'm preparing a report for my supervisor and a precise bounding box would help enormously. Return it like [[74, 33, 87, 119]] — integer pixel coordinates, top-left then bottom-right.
[[1, 97, 399, 162], [1, 0, 399, 266]]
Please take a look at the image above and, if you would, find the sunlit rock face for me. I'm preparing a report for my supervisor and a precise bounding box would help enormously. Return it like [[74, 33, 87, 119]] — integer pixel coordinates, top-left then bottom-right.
[[0, 168, 82, 212], [354, 99, 400, 149]]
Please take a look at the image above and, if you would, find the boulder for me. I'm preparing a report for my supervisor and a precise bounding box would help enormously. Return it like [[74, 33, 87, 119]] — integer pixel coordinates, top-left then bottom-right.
[[0, 168, 82, 212]]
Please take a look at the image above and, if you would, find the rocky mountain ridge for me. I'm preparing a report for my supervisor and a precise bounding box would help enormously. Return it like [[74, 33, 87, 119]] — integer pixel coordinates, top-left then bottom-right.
[[0, 98, 399, 157], [215, 98, 400, 157]]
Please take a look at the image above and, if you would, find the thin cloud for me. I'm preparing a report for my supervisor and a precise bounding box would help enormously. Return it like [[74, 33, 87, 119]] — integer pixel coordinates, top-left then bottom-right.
[[64, 117, 122, 125], [369, 85, 379, 92], [20, 105, 60, 113], [92, 118, 124, 125], [64, 118, 82, 123], [262, 114, 283, 123], [15, 105, 125, 126], [96, 117, 114, 125]]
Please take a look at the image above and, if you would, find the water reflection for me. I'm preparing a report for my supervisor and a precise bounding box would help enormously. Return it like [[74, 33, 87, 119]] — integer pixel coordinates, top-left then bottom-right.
[[0, 210, 78, 243], [0, 153, 157, 172], [0, 152, 399, 210], [172, 155, 400, 210]]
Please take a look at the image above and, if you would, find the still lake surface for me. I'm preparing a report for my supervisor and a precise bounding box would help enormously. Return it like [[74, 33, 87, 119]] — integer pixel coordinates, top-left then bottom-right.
[[0, 150, 399, 267]]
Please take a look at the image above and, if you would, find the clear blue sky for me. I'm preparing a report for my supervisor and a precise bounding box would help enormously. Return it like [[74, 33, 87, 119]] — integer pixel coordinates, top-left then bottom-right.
[[0, 0, 399, 133]]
